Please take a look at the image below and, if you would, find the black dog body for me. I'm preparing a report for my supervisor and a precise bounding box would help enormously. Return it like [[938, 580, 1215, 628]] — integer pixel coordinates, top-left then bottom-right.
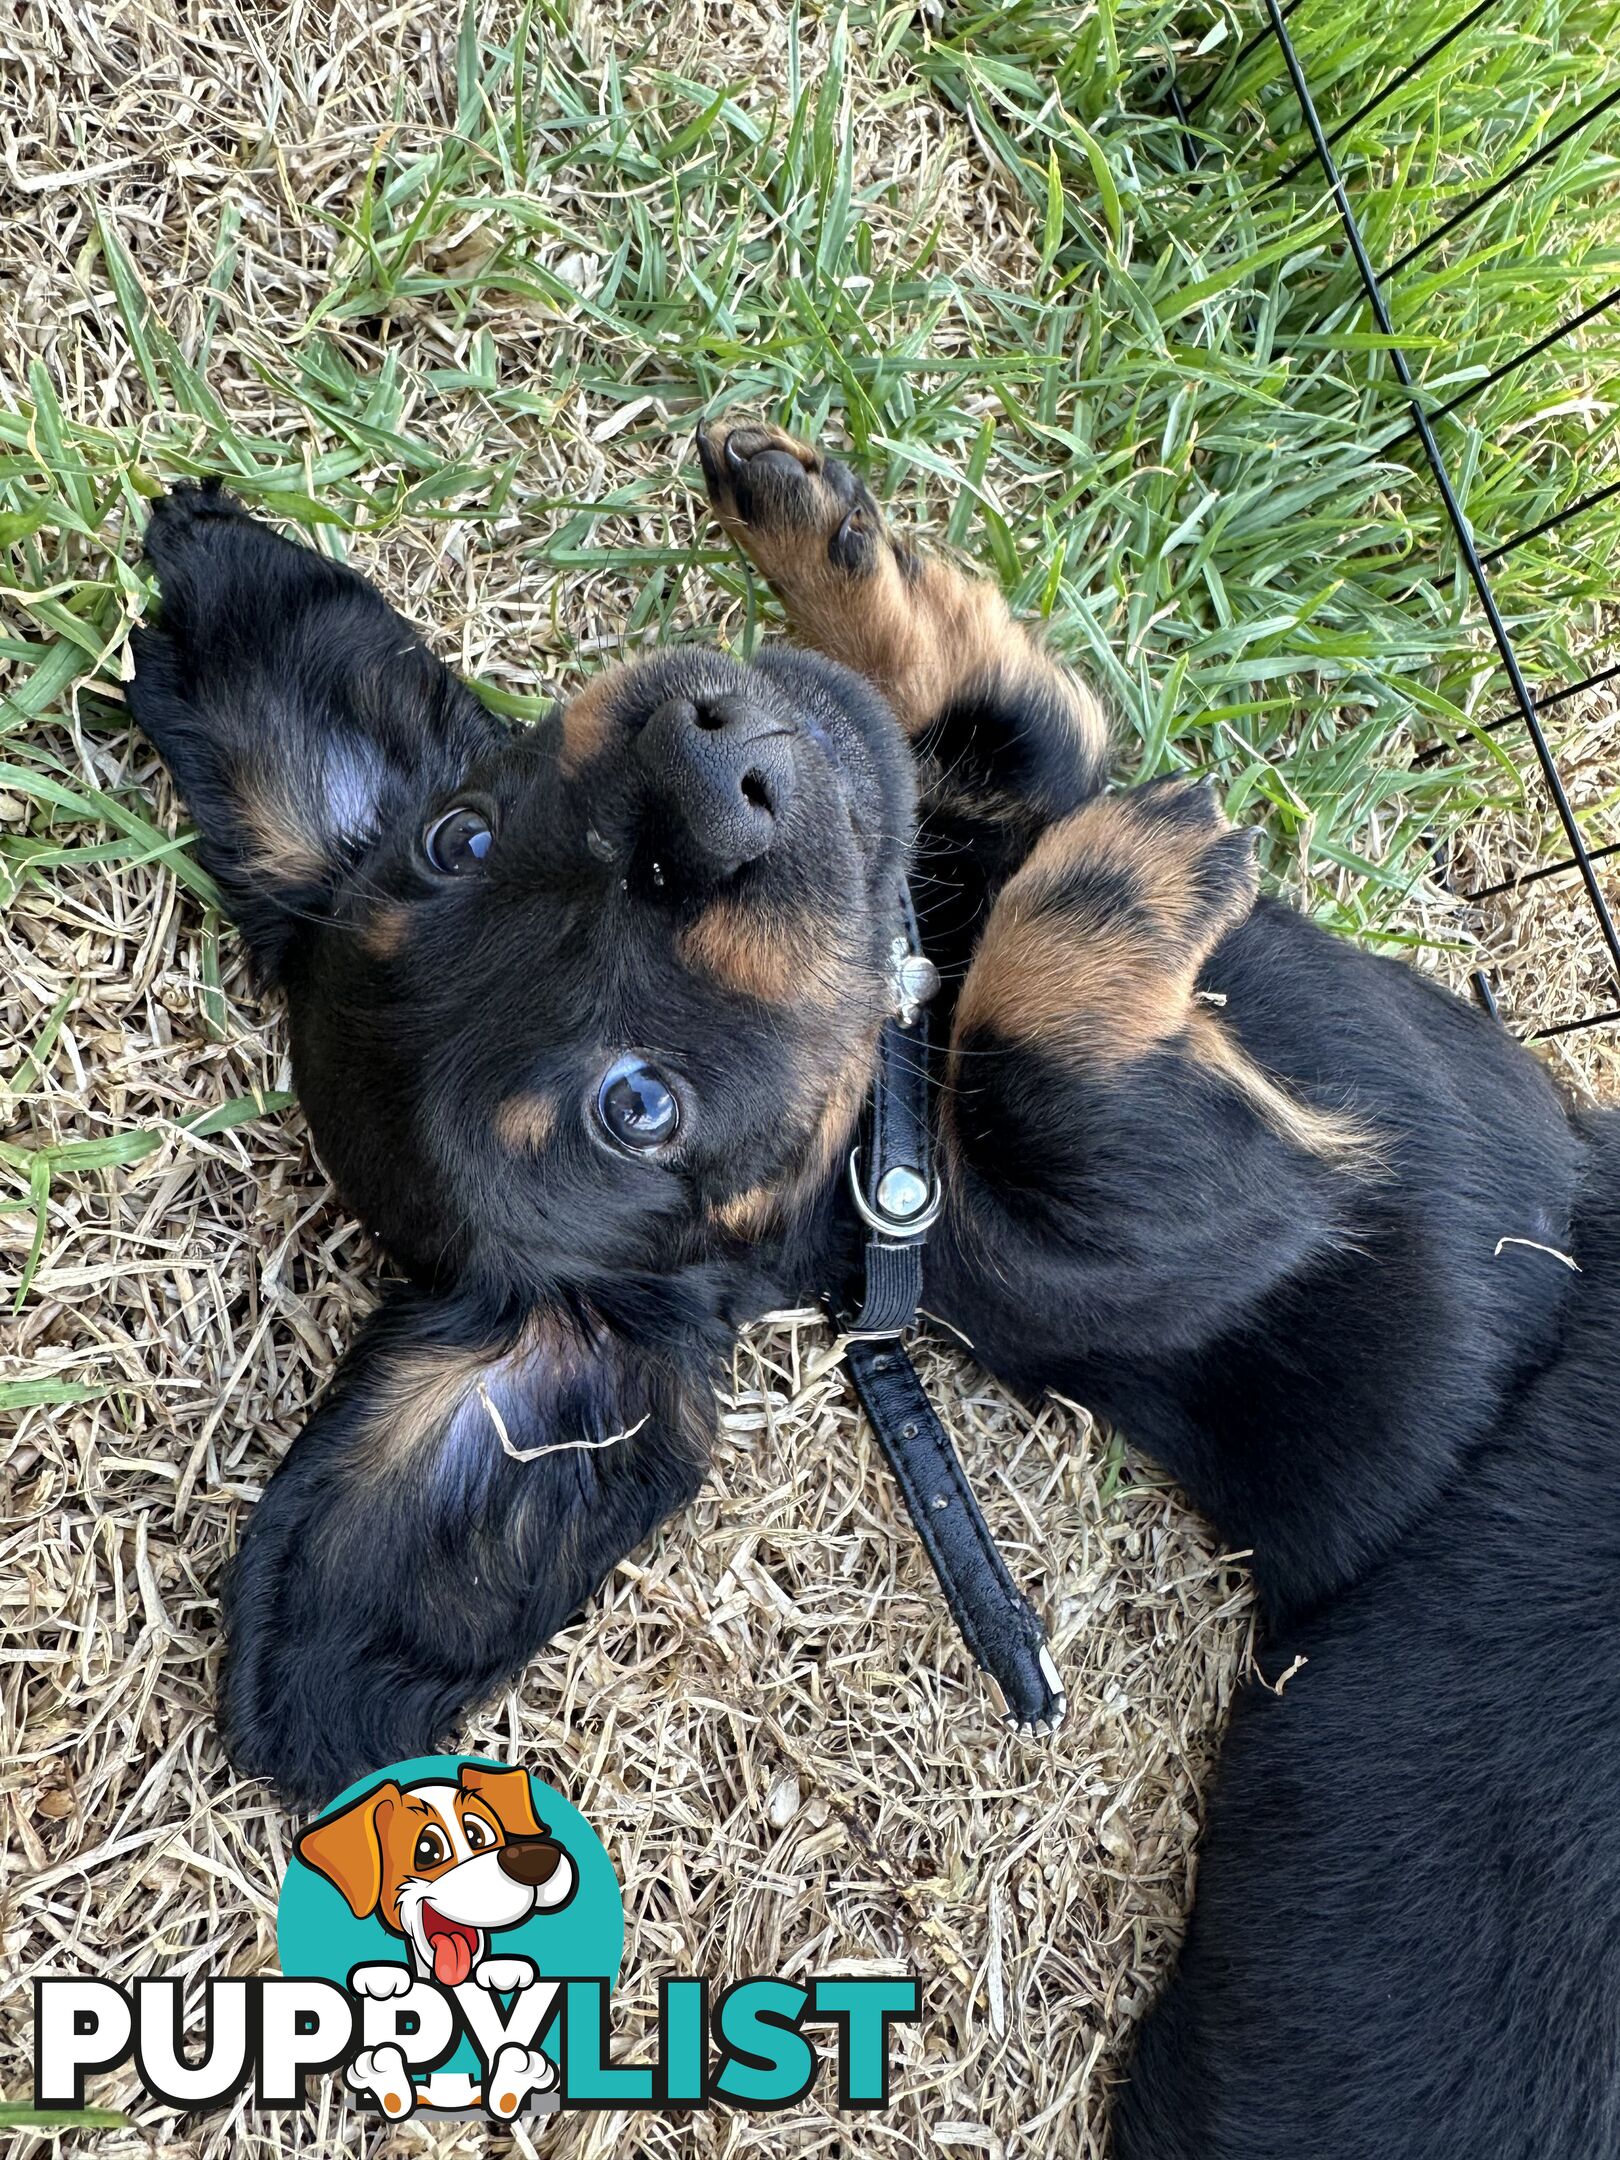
[[129, 437, 1620, 2154], [937, 899, 1616, 2157], [1121, 1251, 1620, 2159]]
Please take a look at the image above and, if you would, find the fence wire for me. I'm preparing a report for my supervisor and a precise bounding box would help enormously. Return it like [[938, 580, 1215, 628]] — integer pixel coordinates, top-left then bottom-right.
[[1173, 2, 1620, 1038]]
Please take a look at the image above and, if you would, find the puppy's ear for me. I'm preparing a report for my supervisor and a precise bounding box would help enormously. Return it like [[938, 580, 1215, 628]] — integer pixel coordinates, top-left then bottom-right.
[[218, 1285, 713, 1809], [460, 1763, 547, 1839], [127, 485, 504, 976], [294, 1780, 402, 1912]]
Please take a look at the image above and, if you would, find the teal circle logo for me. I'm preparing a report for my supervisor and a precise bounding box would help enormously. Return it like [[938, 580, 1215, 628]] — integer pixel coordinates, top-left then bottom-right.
[[276, 1753, 621, 2118]]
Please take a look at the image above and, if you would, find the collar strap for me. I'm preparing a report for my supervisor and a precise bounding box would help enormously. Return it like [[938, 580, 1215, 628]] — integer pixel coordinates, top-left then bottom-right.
[[840, 1009, 939, 1336], [845, 1339, 1068, 1734], [832, 885, 1066, 1737]]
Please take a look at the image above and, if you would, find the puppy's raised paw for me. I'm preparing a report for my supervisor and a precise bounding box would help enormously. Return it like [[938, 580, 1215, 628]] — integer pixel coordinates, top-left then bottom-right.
[[1109, 777, 1261, 960], [954, 778, 1260, 1073], [695, 419, 896, 590]]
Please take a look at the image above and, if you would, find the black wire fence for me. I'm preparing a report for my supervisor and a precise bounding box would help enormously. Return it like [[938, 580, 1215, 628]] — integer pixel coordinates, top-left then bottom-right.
[[1171, 3, 1620, 1039]]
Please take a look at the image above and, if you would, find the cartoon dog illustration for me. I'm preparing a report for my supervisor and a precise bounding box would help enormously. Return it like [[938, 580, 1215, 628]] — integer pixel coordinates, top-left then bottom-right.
[[295, 1763, 575, 2119]]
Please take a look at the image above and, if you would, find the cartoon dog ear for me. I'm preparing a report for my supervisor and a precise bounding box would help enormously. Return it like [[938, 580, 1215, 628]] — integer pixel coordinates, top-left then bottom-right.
[[293, 1780, 402, 1916], [127, 484, 505, 978], [459, 1764, 548, 1839], [216, 1283, 714, 1809]]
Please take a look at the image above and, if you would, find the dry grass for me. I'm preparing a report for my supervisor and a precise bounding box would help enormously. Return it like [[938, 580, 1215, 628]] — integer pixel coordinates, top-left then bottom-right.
[[1, 2, 1616, 2156]]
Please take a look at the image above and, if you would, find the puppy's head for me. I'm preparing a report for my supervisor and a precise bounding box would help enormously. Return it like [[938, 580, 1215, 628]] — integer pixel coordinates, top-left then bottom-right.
[[130, 485, 914, 1298], [131, 486, 916, 1800]]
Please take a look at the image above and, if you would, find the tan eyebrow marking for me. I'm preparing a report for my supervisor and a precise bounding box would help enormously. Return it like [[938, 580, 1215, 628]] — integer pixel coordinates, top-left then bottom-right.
[[361, 902, 410, 959], [557, 673, 621, 775], [494, 1091, 559, 1152]]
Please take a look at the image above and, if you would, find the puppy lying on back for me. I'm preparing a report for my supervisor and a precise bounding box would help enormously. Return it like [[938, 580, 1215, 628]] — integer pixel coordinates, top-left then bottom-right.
[[131, 427, 1620, 2157]]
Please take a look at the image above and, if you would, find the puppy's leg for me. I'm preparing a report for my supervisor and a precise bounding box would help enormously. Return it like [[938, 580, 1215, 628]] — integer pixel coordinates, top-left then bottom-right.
[[959, 778, 1255, 1076], [953, 777, 1375, 1158], [941, 779, 1374, 1363], [486, 2043, 557, 2118], [696, 420, 1108, 819]]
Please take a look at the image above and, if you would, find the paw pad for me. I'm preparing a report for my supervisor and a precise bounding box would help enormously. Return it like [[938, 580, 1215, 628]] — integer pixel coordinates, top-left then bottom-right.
[[695, 419, 881, 582]]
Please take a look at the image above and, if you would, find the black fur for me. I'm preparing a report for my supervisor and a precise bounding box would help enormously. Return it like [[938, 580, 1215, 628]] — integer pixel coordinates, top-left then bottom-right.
[[130, 466, 1620, 2157]]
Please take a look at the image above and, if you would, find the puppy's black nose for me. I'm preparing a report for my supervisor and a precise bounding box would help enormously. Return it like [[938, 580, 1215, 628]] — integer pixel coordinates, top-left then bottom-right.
[[634, 689, 796, 866]]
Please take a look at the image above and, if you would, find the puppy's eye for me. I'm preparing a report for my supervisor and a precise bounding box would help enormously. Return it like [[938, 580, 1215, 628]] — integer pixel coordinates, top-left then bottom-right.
[[413, 1827, 449, 1869], [596, 1054, 680, 1151], [424, 804, 494, 875], [464, 1817, 494, 1851]]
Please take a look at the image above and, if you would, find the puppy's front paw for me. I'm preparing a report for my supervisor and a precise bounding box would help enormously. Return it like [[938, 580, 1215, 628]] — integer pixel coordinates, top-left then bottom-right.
[[350, 1962, 414, 2000], [473, 1955, 537, 1994], [1115, 778, 1260, 960], [955, 778, 1259, 1070], [695, 419, 894, 591], [216, 1430, 481, 1808]]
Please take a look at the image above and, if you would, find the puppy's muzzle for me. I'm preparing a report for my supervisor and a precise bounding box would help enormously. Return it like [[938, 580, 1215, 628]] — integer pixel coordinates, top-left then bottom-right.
[[635, 688, 796, 866], [497, 1835, 569, 1888]]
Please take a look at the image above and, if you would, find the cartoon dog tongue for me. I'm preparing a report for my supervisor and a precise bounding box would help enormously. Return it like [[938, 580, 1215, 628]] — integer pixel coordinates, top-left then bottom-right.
[[424, 1910, 476, 1986]]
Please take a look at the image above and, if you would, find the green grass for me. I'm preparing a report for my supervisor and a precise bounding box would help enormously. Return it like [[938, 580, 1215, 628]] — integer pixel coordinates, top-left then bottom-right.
[[0, 2105, 129, 2132], [3, 0, 1619, 1283]]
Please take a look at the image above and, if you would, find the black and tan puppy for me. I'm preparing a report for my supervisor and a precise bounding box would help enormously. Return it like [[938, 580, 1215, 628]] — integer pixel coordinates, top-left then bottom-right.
[[131, 429, 1619, 2157]]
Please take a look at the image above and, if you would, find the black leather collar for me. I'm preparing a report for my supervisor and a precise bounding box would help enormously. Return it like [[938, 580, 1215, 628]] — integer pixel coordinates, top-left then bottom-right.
[[833, 887, 1066, 1736]]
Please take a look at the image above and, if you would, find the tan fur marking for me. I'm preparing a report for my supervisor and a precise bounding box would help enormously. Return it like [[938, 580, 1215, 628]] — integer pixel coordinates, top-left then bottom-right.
[[362, 902, 411, 959], [956, 908, 1188, 1065], [356, 1342, 495, 1477], [711, 1183, 781, 1237], [705, 1023, 881, 1242], [806, 1032, 881, 1179], [953, 788, 1371, 1167], [558, 672, 622, 775], [494, 1091, 559, 1153], [1191, 1016, 1377, 1168], [235, 776, 331, 892], [680, 898, 845, 1006], [955, 788, 1256, 1062], [1018, 786, 1259, 953], [354, 1312, 590, 1480]]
